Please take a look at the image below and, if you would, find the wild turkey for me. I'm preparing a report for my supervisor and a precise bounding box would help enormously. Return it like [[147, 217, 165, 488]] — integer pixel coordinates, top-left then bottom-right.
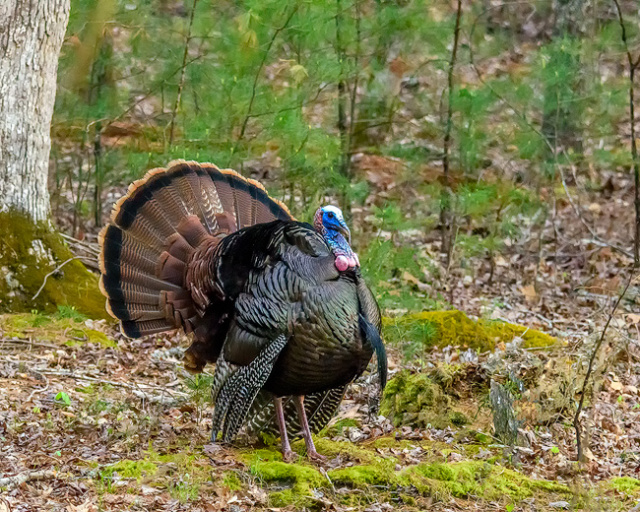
[[99, 161, 386, 461]]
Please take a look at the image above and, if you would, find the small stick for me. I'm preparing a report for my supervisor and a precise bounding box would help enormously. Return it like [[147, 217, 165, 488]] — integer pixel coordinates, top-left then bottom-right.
[[168, 0, 199, 146], [0, 337, 60, 350], [0, 470, 57, 490], [573, 272, 635, 461], [32, 257, 81, 300]]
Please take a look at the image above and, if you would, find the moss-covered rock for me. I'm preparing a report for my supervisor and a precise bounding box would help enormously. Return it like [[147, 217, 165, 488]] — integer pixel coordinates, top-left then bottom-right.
[[0, 210, 106, 318], [609, 477, 640, 496], [249, 453, 326, 507], [381, 369, 472, 428], [383, 310, 556, 351]]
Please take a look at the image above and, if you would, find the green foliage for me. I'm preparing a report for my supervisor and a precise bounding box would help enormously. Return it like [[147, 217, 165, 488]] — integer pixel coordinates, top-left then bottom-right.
[[54, 392, 72, 407], [183, 373, 214, 406]]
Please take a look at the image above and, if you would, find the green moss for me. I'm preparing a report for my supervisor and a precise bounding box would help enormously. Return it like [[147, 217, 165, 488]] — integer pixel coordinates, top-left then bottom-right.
[[220, 438, 572, 507], [609, 477, 640, 495], [251, 460, 323, 507], [328, 463, 396, 486], [101, 459, 158, 481], [473, 431, 493, 444], [380, 370, 452, 428], [0, 312, 115, 348], [312, 437, 379, 464], [383, 311, 556, 351], [222, 471, 243, 491], [449, 411, 470, 427], [0, 210, 106, 319], [399, 461, 570, 501], [479, 319, 556, 348]]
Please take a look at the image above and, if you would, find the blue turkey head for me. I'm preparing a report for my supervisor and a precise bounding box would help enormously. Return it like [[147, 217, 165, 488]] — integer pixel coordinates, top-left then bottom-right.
[[313, 206, 359, 271]]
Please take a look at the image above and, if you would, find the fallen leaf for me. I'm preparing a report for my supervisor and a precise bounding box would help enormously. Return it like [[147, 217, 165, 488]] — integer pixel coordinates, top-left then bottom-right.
[[609, 381, 623, 392], [626, 313, 640, 324], [520, 284, 538, 303]]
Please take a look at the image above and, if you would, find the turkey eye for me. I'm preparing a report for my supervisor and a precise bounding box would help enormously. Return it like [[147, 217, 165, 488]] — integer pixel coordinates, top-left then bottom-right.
[[327, 212, 334, 218]]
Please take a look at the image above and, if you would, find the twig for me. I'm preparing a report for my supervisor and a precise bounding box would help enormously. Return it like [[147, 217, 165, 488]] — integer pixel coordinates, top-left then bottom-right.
[[612, 0, 640, 267], [440, 0, 463, 264], [467, 10, 633, 260], [32, 257, 81, 301], [34, 369, 189, 397], [26, 374, 49, 403], [237, 6, 299, 142], [0, 470, 58, 490], [0, 337, 61, 351], [168, 0, 199, 147], [59, 233, 100, 255], [573, 272, 635, 462], [335, 0, 349, 186]]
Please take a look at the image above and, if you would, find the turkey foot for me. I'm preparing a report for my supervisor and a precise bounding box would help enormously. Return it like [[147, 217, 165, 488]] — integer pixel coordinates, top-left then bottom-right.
[[274, 397, 298, 462], [282, 449, 298, 462], [293, 395, 326, 462], [306, 450, 327, 462]]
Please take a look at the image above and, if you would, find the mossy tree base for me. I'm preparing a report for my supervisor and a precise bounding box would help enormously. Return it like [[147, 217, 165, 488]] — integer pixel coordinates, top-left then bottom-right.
[[0, 210, 106, 318]]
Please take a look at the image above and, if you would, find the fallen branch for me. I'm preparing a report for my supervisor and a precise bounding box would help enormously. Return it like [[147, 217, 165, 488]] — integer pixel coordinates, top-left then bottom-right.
[[34, 369, 189, 397], [0, 337, 60, 351], [0, 470, 57, 490], [573, 272, 635, 462]]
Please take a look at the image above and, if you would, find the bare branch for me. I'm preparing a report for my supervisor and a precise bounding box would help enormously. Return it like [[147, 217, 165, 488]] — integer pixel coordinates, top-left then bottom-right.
[[573, 272, 635, 462], [238, 6, 299, 142], [168, 0, 199, 147], [440, 0, 463, 263], [612, 0, 640, 267], [0, 470, 58, 490]]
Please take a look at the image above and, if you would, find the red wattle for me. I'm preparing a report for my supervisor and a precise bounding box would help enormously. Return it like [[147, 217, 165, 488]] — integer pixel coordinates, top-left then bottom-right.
[[335, 255, 349, 271]]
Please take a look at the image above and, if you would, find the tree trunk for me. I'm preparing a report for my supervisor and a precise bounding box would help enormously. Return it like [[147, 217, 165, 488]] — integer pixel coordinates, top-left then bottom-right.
[[0, 0, 105, 317], [0, 0, 69, 221]]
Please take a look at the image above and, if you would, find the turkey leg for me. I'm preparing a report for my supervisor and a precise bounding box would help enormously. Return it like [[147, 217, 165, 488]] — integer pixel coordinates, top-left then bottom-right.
[[274, 397, 296, 462], [293, 395, 326, 461]]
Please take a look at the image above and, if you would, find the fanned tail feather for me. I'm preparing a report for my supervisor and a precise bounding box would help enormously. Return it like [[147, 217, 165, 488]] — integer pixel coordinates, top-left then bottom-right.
[[99, 160, 292, 362]]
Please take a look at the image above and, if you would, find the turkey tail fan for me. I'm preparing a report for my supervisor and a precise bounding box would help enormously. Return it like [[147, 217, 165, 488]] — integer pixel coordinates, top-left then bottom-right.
[[99, 160, 293, 344]]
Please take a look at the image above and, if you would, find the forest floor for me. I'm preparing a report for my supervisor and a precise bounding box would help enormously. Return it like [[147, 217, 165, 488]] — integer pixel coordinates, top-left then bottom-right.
[[2, 186, 640, 512]]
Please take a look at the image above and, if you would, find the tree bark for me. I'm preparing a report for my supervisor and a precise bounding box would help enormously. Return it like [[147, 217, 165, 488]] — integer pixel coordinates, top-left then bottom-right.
[[0, 0, 106, 318], [0, 0, 70, 222]]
